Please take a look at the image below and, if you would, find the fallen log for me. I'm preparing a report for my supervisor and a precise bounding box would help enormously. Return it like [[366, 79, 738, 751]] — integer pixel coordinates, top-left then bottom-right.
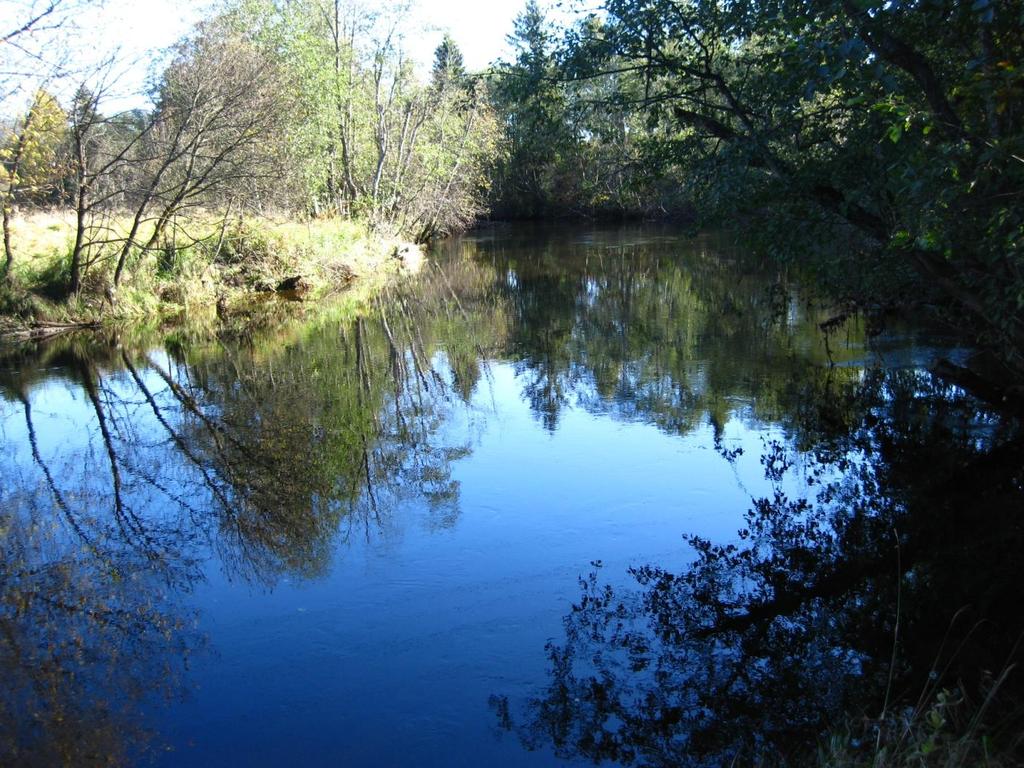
[[0, 320, 101, 343]]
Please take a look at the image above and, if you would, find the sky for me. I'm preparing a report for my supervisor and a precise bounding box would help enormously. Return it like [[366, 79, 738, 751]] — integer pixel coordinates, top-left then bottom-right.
[[2, 0, 575, 114], [88, 0, 528, 79], [12, 0, 534, 111], [409, 0, 524, 70]]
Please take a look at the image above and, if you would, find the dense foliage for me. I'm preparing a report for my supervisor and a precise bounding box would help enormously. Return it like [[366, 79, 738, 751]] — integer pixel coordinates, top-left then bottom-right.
[[3, 0, 1021, 366], [486, 0, 1023, 380]]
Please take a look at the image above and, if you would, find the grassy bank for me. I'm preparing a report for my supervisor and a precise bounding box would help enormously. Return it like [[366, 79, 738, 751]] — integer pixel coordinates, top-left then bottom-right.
[[0, 211, 415, 334]]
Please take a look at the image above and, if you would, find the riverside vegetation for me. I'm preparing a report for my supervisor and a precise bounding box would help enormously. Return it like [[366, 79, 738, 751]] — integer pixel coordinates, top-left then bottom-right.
[[0, 211, 412, 332], [0, 2, 500, 329]]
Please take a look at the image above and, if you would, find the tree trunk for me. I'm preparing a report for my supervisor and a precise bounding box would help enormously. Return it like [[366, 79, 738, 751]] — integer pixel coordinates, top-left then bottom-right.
[[1, 108, 32, 282], [1, 203, 14, 281], [68, 183, 88, 296]]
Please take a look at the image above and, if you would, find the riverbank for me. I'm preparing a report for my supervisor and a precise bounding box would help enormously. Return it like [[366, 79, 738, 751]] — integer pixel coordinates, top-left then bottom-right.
[[0, 211, 421, 339]]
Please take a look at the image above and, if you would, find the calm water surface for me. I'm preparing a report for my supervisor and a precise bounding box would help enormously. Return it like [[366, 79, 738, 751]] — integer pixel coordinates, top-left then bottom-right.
[[1, 225, 1015, 766]]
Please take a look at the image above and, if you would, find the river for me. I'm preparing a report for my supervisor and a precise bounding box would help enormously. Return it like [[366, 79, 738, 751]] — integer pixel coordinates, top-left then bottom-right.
[[1, 225, 1020, 766]]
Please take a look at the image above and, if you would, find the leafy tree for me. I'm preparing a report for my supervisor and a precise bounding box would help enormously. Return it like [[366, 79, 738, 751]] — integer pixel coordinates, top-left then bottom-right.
[[552, 0, 1024, 378], [490, 0, 575, 217], [227, 0, 500, 240], [1, 89, 66, 279]]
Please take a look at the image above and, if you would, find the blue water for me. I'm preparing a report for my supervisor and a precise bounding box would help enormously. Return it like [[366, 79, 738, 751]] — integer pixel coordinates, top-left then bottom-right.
[[0, 225, 952, 766]]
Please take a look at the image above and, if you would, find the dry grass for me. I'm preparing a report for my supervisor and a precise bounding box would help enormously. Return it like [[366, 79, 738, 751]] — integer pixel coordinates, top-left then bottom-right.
[[6, 210, 75, 265], [1, 209, 409, 327]]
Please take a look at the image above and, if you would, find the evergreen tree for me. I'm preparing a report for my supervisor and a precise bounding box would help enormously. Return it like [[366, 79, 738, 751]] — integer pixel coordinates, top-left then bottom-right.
[[431, 33, 466, 94], [491, 0, 573, 217]]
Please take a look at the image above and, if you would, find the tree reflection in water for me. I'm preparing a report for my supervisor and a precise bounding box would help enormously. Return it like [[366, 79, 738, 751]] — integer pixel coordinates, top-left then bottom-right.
[[468, 227, 874, 439], [500, 368, 1024, 765], [0, 262, 495, 764], [0, 489, 200, 766]]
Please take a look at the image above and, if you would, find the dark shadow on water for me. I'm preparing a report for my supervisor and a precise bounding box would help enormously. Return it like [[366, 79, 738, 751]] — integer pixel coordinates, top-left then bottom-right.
[[496, 367, 1024, 765]]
